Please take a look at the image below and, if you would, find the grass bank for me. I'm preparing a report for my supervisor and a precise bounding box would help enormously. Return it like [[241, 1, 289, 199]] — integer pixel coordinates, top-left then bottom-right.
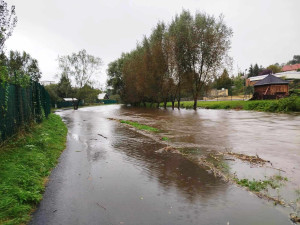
[[120, 120, 159, 132], [163, 95, 300, 112], [0, 114, 67, 225]]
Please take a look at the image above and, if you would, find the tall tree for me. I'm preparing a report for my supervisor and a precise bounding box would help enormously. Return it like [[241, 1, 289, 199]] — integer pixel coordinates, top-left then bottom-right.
[[267, 64, 281, 74], [190, 13, 232, 109], [58, 49, 102, 109], [214, 69, 232, 90], [287, 55, 300, 65], [168, 10, 194, 109], [107, 56, 125, 96], [7, 50, 42, 84], [57, 73, 72, 98], [0, 0, 17, 52]]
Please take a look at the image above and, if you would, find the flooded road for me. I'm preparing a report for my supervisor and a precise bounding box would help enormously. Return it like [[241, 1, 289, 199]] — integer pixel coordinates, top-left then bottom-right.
[[30, 105, 300, 225]]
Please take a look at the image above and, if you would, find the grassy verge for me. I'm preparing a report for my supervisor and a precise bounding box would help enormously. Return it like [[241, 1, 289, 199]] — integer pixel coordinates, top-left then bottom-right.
[[120, 120, 159, 132], [0, 114, 67, 225], [163, 95, 300, 112]]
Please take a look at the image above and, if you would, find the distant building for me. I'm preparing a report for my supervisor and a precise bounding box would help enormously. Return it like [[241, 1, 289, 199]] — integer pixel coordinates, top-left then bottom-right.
[[40, 81, 56, 86], [246, 71, 300, 86], [63, 98, 77, 102], [253, 75, 289, 100], [282, 64, 300, 72], [97, 93, 109, 100], [209, 88, 228, 97]]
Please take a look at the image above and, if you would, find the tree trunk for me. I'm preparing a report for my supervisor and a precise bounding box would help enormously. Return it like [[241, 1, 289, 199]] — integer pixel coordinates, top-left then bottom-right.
[[163, 99, 167, 109], [143, 102, 146, 107], [193, 95, 198, 110], [156, 102, 160, 108], [171, 101, 175, 110], [177, 99, 180, 110]]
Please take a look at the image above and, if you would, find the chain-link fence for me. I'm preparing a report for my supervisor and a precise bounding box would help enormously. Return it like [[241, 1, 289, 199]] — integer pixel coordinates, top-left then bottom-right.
[[0, 81, 51, 142]]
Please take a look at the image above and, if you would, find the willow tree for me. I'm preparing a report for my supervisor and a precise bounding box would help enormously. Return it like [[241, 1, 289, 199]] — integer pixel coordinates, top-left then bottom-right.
[[190, 13, 232, 110], [168, 11, 194, 109], [149, 22, 168, 107], [58, 49, 102, 109]]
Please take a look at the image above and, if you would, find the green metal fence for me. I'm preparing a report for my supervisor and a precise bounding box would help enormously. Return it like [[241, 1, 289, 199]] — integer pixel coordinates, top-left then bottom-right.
[[0, 81, 51, 142]]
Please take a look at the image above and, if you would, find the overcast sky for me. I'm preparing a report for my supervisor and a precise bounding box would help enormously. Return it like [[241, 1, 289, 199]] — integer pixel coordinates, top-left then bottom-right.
[[5, 0, 300, 89]]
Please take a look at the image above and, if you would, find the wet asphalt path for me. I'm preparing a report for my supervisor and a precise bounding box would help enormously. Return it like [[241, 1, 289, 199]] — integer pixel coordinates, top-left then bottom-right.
[[29, 105, 291, 225]]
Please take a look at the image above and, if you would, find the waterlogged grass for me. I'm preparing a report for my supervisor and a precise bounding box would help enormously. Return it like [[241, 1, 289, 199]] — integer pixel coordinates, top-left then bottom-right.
[[163, 96, 300, 112], [120, 120, 159, 132], [0, 114, 67, 225], [161, 137, 170, 141], [234, 175, 288, 192]]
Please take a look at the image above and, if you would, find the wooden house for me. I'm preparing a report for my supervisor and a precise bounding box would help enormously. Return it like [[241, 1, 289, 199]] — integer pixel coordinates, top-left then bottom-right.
[[253, 75, 289, 100]]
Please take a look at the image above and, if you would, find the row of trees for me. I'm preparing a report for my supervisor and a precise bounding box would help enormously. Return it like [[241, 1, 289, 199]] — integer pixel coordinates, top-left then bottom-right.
[[45, 49, 103, 109], [1, 1, 103, 110], [108, 10, 232, 110], [0, 1, 42, 86]]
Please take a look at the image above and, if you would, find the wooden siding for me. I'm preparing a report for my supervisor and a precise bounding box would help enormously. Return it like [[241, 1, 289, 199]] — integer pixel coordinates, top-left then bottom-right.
[[254, 84, 289, 99]]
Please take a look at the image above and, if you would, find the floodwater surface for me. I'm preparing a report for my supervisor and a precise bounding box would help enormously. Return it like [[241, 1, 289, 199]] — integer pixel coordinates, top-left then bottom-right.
[[30, 105, 300, 225]]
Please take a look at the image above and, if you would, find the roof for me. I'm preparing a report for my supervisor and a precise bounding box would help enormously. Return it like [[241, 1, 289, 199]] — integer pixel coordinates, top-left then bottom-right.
[[254, 74, 289, 86], [248, 71, 300, 82], [63, 98, 77, 101], [282, 64, 300, 72], [97, 93, 106, 99]]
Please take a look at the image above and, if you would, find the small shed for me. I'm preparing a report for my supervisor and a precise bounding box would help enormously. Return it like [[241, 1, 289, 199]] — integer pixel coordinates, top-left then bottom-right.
[[97, 93, 109, 100], [253, 75, 289, 100]]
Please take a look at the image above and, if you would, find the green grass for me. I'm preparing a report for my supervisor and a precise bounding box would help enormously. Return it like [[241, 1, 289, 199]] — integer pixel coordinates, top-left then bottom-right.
[[162, 95, 300, 112], [234, 175, 287, 192], [120, 120, 159, 132], [161, 137, 170, 141], [0, 114, 67, 225]]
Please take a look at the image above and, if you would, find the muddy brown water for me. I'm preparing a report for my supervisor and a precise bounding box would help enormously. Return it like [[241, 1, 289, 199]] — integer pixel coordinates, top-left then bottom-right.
[[30, 105, 300, 225]]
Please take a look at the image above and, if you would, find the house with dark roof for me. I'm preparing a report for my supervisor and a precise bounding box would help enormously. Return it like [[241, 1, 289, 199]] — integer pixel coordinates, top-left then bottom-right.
[[253, 74, 289, 100]]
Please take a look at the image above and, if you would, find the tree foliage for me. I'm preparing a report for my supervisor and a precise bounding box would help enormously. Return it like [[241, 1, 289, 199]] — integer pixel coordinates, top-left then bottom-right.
[[108, 10, 232, 109], [213, 69, 232, 90], [0, 0, 17, 52], [287, 55, 300, 65], [0, 51, 42, 85], [267, 64, 281, 74], [58, 49, 102, 109]]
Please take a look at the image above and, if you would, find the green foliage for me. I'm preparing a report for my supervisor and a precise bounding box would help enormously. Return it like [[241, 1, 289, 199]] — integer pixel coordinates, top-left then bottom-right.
[[287, 55, 300, 65], [267, 64, 282, 74], [120, 120, 159, 132], [7, 51, 42, 83], [0, 114, 67, 225], [234, 175, 287, 192], [109, 10, 232, 108], [161, 137, 169, 141], [162, 96, 300, 112], [232, 74, 244, 95], [234, 178, 271, 192], [44, 84, 61, 106], [57, 74, 72, 98], [107, 57, 125, 95], [213, 69, 232, 91], [58, 49, 103, 109]]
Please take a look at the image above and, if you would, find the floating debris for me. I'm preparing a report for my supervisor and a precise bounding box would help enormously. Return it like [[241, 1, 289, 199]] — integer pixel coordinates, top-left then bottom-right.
[[290, 213, 300, 223], [218, 151, 271, 166], [156, 146, 181, 154], [98, 134, 107, 139]]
